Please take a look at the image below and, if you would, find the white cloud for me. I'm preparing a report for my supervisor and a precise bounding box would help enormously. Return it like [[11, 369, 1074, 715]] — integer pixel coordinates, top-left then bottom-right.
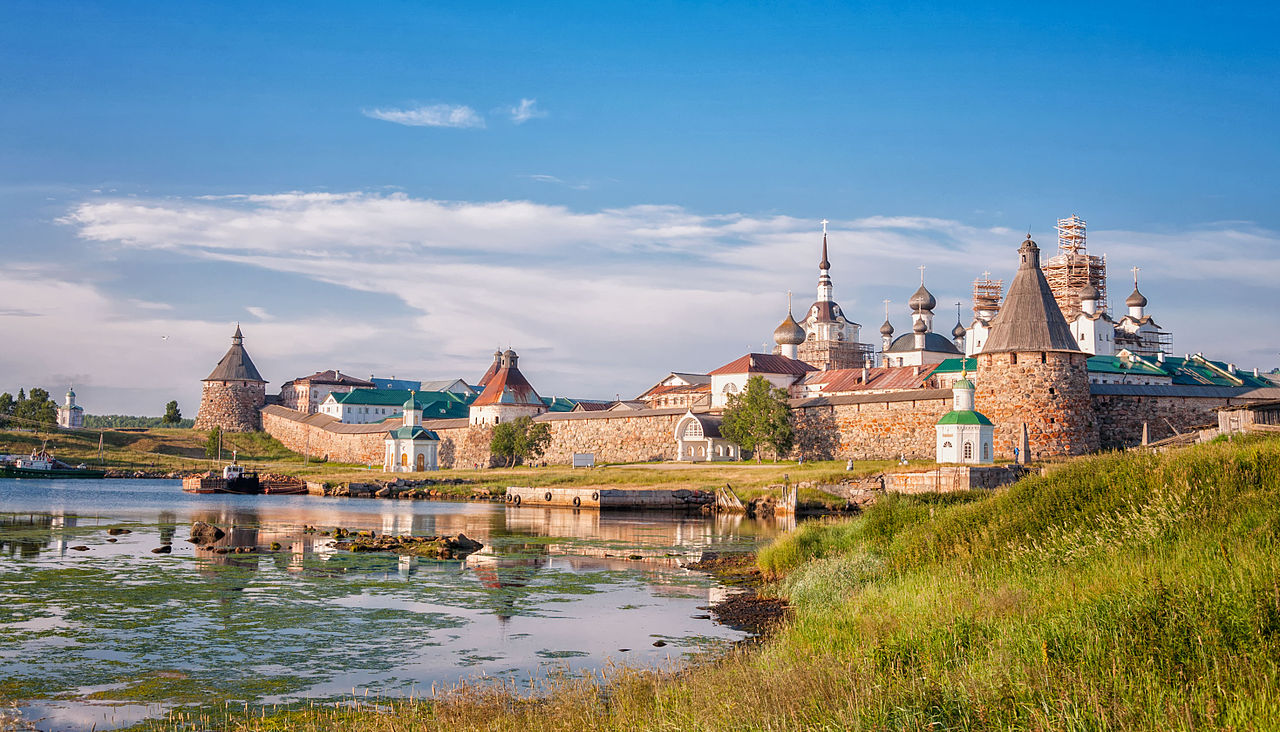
[[362, 104, 485, 129], [245, 306, 272, 321], [48, 192, 1280, 410], [508, 98, 547, 124]]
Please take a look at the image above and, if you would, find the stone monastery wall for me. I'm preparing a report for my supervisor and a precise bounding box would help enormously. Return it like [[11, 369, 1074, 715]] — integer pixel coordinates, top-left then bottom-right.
[[261, 386, 1280, 468], [261, 406, 386, 465], [1091, 389, 1241, 449], [791, 391, 953, 460]]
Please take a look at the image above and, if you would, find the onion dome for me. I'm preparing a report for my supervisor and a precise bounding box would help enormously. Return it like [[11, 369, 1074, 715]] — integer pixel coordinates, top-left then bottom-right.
[[952, 320, 966, 339], [403, 394, 417, 411], [773, 312, 805, 346], [913, 318, 928, 334], [1078, 283, 1099, 301], [908, 284, 936, 312], [880, 319, 894, 337], [1126, 287, 1148, 308], [819, 233, 831, 270]]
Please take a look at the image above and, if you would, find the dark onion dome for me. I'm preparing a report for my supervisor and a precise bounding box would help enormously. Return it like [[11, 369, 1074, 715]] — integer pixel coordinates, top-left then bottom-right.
[[819, 233, 831, 270], [913, 317, 928, 334], [952, 320, 967, 339], [773, 312, 805, 346], [908, 283, 936, 312], [1078, 283, 1100, 300], [1126, 287, 1148, 308], [880, 319, 894, 336], [886, 331, 963, 355]]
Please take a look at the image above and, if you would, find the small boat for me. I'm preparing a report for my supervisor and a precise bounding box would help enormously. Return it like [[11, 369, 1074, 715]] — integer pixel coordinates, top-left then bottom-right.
[[0, 449, 106, 479], [181, 453, 262, 494]]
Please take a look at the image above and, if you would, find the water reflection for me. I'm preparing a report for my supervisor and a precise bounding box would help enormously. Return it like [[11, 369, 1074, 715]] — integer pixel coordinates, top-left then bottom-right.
[[0, 479, 801, 732]]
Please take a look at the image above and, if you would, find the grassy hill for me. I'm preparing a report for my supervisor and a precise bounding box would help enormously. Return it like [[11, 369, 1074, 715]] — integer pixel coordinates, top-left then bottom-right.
[[165, 433, 1280, 731]]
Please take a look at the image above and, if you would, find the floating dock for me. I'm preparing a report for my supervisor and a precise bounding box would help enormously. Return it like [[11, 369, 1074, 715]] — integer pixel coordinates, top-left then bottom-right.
[[504, 486, 713, 510]]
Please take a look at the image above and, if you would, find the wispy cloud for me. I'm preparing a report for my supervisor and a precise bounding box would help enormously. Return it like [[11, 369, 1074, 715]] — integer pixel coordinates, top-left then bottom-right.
[[523, 174, 589, 190], [48, 191, 1280, 410], [362, 104, 485, 129], [245, 306, 272, 320], [508, 98, 547, 124]]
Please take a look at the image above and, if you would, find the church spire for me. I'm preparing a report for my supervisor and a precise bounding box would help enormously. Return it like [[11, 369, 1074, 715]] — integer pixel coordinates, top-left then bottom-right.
[[819, 218, 831, 270]]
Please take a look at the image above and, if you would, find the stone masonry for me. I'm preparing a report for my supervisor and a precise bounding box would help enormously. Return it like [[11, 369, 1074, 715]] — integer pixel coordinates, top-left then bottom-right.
[[1092, 393, 1230, 449], [976, 350, 1099, 459], [194, 381, 266, 433]]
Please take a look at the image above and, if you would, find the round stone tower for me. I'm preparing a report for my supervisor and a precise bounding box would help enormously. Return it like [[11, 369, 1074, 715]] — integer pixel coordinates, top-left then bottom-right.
[[975, 235, 1098, 459], [194, 325, 268, 432]]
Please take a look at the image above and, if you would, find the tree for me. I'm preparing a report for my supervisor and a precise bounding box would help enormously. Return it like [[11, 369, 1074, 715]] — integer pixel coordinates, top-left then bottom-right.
[[0, 392, 12, 428], [720, 375, 794, 462], [12, 388, 56, 428], [205, 425, 222, 460], [488, 416, 552, 467], [162, 401, 182, 425]]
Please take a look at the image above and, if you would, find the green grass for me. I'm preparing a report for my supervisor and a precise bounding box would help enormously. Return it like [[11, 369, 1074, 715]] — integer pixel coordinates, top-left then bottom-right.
[[143, 434, 1280, 731]]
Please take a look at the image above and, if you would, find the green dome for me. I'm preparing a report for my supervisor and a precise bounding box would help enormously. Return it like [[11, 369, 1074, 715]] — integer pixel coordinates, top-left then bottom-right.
[[953, 377, 975, 390], [936, 410, 993, 426]]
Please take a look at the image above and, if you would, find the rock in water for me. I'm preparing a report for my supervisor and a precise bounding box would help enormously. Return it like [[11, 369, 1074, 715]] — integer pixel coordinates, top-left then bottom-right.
[[70, 545, 90, 551], [107, 528, 131, 535], [151, 545, 172, 554], [189, 521, 225, 545]]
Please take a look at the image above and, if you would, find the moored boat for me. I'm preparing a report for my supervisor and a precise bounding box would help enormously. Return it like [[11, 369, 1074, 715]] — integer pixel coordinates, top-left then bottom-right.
[[0, 449, 107, 479], [181, 455, 261, 494]]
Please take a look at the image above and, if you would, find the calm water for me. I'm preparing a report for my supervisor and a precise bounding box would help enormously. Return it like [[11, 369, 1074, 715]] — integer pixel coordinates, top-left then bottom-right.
[[0, 478, 792, 731]]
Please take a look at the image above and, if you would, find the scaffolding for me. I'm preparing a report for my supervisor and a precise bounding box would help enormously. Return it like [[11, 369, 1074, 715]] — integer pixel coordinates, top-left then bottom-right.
[[1044, 214, 1108, 318], [972, 273, 1003, 321]]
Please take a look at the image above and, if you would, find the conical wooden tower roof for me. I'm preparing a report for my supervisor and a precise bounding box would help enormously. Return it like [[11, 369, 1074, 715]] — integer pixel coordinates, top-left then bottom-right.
[[980, 236, 1080, 354], [203, 325, 266, 382]]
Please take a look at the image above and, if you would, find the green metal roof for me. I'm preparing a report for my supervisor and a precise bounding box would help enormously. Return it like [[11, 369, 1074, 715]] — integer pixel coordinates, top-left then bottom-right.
[[1086, 355, 1167, 376], [334, 389, 475, 417], [937, 410, 993, 426], [387, 425, 439, 440], [932, 357, 977, 374], [542, 396, 604, 412]]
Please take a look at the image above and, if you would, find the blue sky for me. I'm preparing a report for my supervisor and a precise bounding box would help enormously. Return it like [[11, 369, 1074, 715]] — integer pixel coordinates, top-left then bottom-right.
[[2, 1, 1278, 414]]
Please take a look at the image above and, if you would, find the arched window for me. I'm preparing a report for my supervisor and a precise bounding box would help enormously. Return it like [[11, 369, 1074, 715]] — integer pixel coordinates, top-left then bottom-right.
[[982, 442, 991, 460], [723, 383, 738, 394], [963, 442, 973, 460], [400, 452, 408, 467], [942, 441, 952, 448]]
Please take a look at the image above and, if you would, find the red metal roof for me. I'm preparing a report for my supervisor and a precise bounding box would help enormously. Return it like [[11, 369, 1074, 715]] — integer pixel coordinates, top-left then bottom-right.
[[472, 362, 543, 407], [709, 353, 817, 377], [799, 364, 939, 394]]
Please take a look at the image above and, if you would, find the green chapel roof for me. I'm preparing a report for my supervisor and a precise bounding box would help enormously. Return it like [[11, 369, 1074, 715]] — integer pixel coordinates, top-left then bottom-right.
[[937, 410, 993, 426]]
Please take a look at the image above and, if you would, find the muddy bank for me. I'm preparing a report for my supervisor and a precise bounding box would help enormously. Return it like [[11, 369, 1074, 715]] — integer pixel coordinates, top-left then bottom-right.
[[685, 552, 790, 635]]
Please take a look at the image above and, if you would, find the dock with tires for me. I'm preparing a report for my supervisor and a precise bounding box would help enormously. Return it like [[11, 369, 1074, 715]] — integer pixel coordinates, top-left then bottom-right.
[[504, 486, 713, 510]]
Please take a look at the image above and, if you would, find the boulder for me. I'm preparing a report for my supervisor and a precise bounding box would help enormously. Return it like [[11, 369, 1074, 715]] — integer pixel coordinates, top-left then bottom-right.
[[151, 545, 172, 554], [106, 528, 131, 536], [189, 521, 225, 545]]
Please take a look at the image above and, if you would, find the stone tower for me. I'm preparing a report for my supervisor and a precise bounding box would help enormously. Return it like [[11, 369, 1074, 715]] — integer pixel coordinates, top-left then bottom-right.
[[975, 235, 1098, 459], [194, 325, 268, 432], [468, 349, 546, 426]]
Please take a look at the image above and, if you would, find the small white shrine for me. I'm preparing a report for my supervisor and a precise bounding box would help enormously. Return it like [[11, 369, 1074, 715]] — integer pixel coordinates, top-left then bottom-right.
[[935, 372, 994, 464], [383, 393, 440, 472]]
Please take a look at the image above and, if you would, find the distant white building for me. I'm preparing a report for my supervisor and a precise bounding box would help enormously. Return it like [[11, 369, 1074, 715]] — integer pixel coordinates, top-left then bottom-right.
[[674, 411, 739, 462], [57, 386, 84, 430], [708, 353, 815, 409]]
